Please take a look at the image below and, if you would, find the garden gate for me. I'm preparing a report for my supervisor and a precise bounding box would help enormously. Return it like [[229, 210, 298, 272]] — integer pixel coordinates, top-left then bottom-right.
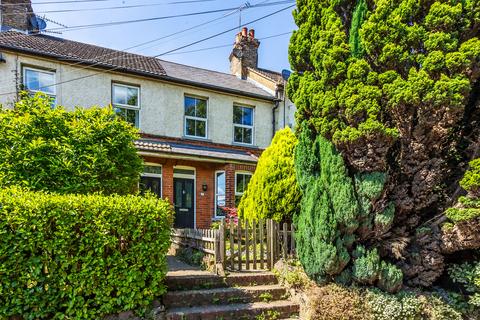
[[171, 219, 296, 274]]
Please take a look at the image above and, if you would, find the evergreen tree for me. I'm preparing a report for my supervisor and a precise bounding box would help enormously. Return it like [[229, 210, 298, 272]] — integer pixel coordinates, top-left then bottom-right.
[[238, 127, 301, 222], [288, 0, 480, 287]]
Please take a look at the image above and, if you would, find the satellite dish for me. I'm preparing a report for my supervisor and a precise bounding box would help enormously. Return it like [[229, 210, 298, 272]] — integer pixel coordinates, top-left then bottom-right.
[[30, 15, 47, 31], [281, 69, 291, 81]]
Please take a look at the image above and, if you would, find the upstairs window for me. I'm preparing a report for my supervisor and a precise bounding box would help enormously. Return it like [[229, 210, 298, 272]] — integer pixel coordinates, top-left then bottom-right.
[[112, 83, 140, 127], [23, 67, 56, 104], [235, 172, 252, 206], [233, 105, 254, 145], [184, 96, 207, 138]]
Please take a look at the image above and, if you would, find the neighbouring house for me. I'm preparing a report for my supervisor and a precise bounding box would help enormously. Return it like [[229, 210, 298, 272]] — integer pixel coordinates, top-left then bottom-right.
[[0, 1, 296, 229]]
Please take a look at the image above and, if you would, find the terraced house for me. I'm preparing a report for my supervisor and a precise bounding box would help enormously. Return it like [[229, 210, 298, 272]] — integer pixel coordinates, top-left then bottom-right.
[[0, 0, 295, 228]]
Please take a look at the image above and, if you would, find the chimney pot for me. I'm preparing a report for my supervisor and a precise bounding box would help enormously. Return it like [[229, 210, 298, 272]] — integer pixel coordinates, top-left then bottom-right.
[[249, 29, 255, 38], [242, 27, 248, 37]]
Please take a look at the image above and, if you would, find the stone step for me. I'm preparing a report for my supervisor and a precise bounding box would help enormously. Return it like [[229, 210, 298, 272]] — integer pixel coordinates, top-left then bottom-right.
[[165, 300, 300, 320], [163, 284, 287, 308], [166, 272, 278, 291]]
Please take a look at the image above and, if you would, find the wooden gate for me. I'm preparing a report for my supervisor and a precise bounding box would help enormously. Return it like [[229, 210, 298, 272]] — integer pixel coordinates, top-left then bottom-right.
[[171, 219, 295, 273]]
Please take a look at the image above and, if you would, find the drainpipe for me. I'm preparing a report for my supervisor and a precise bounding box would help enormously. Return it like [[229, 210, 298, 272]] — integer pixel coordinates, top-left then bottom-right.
[[272, 99, 280, 138]]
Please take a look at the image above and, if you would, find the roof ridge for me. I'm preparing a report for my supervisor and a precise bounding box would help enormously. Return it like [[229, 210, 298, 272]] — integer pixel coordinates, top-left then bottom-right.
[[158, 58, 239, 78]]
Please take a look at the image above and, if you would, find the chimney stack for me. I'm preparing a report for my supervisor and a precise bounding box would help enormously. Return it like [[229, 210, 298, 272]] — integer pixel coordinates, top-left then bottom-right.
[[0, 0, 35, 32], [229, 27, 260, 79]]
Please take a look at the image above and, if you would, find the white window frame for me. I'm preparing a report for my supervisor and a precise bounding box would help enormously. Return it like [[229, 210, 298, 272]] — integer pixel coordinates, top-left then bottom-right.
[[22, 66, 56, 102], [140, 163, 163, 197], [234, 171, 252, 206], [233, 105, 255, 145], [214, 170, 226, 218], [184, 95, 208, 139], [112, 83, 141, 128]]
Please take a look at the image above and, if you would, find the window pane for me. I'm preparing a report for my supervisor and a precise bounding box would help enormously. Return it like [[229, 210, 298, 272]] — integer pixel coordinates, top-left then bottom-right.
[[244, 174, 251, 187], [113, 85, 127, 105], [25, 69, 55, 94], [243, 107, 253, 126], [196, 120, 206, 137], [216, 172, 225, 196], [186, 118, 196, 136], [243, 127, 253, 144], [234, 126, 243, 143], [185, 180, 193, 209], [127, 87, 139, 106], [196, 99, 207, 118], [175, 182, 183, 207], [114, 106, 138, 127], [233, 106, 243, 124], [184, 96, 196, 116], [144, 165, 162, 175], [236, 174, 244, 194]]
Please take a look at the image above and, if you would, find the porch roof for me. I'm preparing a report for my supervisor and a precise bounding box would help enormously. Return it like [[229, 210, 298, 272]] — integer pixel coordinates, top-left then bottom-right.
[[135, 139, 259, 164]]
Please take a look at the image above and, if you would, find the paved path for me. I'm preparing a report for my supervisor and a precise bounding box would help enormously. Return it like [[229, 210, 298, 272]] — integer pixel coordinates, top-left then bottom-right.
[[166, 255, 215, 277]]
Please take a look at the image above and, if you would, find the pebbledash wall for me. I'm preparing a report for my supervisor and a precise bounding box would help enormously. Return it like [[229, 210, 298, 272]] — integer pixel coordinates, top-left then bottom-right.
[[0, 52, 275, 149]]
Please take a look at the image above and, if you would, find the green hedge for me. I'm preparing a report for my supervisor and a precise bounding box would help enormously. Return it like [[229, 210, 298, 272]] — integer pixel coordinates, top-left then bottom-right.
[[0, 93, 143, 194], [0, 187, 173, 319]]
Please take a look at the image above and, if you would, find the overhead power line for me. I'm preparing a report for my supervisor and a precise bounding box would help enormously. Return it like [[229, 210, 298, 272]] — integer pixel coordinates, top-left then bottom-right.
[[0, 4, 295, 96], [154, 4, 295, 56], [1, 0, 219, 14], [43, 0, 295, 32], [162, 31, 293, 56]]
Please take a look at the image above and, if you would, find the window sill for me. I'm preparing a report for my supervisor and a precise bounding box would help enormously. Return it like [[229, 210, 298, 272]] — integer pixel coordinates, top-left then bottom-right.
[[182, 136, 212, 142], [232, 142, 258, 148]]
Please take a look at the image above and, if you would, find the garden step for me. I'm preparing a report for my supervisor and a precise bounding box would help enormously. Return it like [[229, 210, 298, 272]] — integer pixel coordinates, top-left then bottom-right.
[[166, 272, 278, 291], [165, 300, 300, 320], [163, 284, 287, 308]]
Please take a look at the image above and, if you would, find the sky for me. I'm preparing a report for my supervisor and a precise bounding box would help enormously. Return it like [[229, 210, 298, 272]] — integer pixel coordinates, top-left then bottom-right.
[[31, 0, 298, 73]]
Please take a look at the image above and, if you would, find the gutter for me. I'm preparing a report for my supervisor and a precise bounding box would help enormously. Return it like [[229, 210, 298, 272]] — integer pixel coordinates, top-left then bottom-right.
[[0, 45, 277, 102]]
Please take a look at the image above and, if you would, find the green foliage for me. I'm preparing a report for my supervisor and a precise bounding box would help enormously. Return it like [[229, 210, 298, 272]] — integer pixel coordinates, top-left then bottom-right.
[[0, 187, 173, 319], [449, 260, 480, 308], [352, 246, 381, 285], [351, 246, 402, 292], [349, 0, 367, 58], [355, 172, 388, 232], [445, 159, 480, 223], [238, 128, 301, 222], [365, 290, 462, 320], [460, 158, 480, 195], [294, 129, 359, 281], [374, 202, 395, 231], [0, 93, 143, 194]]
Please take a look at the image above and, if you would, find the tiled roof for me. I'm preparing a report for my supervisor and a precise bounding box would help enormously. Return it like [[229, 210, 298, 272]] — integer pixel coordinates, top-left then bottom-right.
[[0, 31, 275, 100], [0, 31, 166, 76], [159, 60, 274, 99], [248, 67, 285, 83], [135, 139, 258, 163]]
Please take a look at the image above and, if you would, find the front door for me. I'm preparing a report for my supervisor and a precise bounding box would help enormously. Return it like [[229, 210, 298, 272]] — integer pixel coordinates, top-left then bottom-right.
[[173, 178, 195, 228]]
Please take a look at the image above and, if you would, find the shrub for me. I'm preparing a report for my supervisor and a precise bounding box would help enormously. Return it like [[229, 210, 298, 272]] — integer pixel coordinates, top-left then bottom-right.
[[0, 93, 143, 194], [238, 127, 301, 222], [0, 187, 173, 319], [308, 284, 371, 320], [460, 159, 480, 196], [449, 260, 480, 308], [294, 128, 359, 282]]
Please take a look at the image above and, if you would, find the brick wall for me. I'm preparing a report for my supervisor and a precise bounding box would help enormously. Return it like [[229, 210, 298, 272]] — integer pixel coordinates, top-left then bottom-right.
[[1, 0, 33, 31], [143, 156, 256, 229]]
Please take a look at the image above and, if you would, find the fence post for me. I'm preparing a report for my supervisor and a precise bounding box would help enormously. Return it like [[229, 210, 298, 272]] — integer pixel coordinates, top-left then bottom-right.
[[268, 219, 275, 270]]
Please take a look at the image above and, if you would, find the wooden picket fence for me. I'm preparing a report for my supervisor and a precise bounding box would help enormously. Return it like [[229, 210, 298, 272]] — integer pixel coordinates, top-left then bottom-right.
[[171, 219, 296, 274]]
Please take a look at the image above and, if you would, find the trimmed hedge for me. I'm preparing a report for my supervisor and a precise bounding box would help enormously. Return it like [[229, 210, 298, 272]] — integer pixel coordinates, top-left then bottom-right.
[[0, 187, 173, 319]]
